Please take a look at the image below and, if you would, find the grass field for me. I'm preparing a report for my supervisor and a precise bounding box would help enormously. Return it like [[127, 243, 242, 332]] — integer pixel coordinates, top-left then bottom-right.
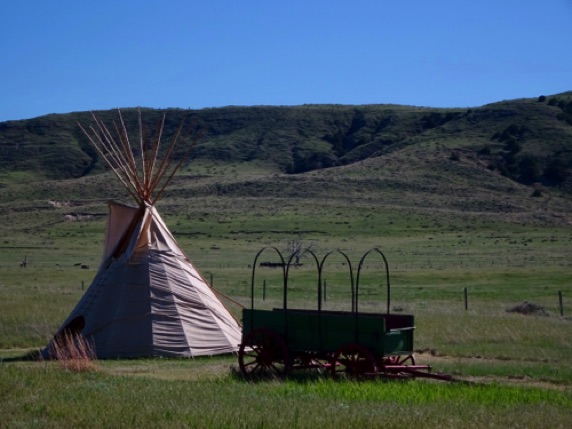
[[2, 358, 571, 429], [1, 156, 572, 428], [2, 233, 571, 428]]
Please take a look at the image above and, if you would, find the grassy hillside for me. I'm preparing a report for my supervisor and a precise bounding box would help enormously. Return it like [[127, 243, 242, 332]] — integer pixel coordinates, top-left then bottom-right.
[[1, 92, 571, 192]]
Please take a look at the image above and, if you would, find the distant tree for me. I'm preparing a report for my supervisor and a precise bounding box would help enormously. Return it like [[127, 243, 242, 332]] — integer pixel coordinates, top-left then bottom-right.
[[286, 233, 316, 264], [505, 124, 523, 138], [518, 156, 541, 184], [538, 95, 546, 102], [560, 101, 572, 125], [499, 151, 518, 179], [422, 112, 443, 129], [478, 145, 491, 156], [531, 188, 543, 197], [291, 148, 336, 173], [505, 137, 521, 154], [543, 158, 568, 183]]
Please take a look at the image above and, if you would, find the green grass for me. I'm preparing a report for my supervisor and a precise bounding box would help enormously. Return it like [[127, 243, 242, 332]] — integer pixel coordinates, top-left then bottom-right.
[[413, 305, 572, 361], [1, 361, 571, 429]]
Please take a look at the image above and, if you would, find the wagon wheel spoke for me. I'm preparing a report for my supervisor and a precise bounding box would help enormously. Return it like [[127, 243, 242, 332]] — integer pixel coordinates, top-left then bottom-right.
[[395, 354, 416, 366], [243, 359, 259, 368], [270, 362, 284, 373], [383, 355, 399, 365], [330, 343, 376, 380], [238, 328, 290, 379]]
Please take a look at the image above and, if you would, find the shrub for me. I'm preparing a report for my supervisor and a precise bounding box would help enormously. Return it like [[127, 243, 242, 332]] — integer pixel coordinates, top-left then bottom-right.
[[543, 159, 568, 184], [518, 156, 541, 184], [531, 189, 543, 197], [478, 145, 491, 156]]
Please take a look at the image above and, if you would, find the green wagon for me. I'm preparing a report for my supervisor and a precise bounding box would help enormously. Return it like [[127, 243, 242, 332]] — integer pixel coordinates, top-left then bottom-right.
[[238, 248, 451, 380]]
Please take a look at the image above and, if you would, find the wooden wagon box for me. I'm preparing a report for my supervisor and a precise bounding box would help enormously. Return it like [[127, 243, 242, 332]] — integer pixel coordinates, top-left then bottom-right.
[[242, 308, 415, 358]]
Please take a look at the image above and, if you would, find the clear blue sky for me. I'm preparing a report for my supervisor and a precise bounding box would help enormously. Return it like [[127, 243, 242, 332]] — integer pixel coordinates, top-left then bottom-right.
[[1, 0, 571, 122]]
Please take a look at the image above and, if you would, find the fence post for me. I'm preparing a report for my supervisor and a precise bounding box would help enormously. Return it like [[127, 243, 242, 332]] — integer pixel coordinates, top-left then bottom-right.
[[210, 273, 214, 288], [464, 287, 468, 311], [559, 291, 564, 317], [82, 281, 84, 291], [323, 279, 327, 303], [263, 279, 266, 301]]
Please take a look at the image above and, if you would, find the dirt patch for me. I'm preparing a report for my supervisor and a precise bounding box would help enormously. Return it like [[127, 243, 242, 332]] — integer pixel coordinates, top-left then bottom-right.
[[506, 301, 549, 316]]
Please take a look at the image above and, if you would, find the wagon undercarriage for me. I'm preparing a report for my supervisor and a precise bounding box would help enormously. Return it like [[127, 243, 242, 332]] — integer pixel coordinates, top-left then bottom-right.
[[238, 327, 452, 381]]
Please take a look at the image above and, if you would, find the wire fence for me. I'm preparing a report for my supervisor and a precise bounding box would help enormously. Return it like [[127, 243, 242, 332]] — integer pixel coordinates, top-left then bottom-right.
[[240, 275, 570, 318]]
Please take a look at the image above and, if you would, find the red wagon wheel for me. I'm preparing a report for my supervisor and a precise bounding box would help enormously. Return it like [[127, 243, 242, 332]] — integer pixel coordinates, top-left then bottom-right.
[[238, 328, 291, 379], [330, 343, 377, 379]]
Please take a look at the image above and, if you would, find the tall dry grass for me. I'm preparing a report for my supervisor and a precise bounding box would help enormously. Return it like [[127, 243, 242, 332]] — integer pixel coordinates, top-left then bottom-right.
[[47, 331, 97, 372]]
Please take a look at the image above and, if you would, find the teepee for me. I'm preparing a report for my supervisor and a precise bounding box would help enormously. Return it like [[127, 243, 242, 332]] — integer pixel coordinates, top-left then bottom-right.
[[44, 110, 242, 358]]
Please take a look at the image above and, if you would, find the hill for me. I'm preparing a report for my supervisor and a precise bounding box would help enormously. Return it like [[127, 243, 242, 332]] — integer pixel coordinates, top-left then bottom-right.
[[0, 92, 571, 234], [1, 92, 571, 189]]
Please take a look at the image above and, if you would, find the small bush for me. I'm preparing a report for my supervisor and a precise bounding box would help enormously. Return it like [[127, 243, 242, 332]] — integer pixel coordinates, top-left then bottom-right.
[[478, 146, 491, 156], [543, 159, 568, 184], [531, 189, 543, 198]]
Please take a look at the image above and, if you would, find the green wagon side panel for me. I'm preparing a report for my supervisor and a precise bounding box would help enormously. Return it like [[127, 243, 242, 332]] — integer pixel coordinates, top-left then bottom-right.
[[320, 313, 386, 353], [383, 329, 414, 354], [241, 308, 414, 357], [287, 312, 320, 350], [242, 309, 321, 350], [242, 309, 285, 335]]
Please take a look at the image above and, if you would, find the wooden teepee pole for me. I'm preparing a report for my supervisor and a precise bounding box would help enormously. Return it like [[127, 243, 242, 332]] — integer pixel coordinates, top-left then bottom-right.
[[78, 121, 141, 203], [80, 109, 201, 206]]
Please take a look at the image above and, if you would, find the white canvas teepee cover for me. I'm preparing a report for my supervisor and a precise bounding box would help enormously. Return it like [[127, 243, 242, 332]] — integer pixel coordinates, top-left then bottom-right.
[[50, 200, 242, 358]]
